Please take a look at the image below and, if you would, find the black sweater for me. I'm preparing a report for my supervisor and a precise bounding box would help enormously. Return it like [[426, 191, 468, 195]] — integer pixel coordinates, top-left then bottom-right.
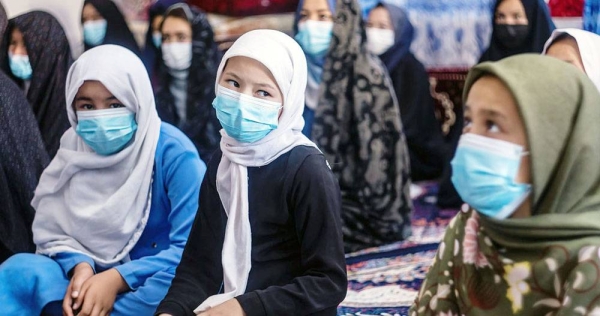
[[156, 146, 347, 316], [390, 53, 448, 182]]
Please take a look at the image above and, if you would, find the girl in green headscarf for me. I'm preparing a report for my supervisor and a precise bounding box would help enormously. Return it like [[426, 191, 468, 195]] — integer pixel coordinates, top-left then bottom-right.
[[410, 54, 600, 315]]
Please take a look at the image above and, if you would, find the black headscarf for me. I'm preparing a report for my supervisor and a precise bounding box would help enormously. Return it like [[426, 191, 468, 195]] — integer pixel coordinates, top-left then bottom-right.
[[142, 0, 183, 83], [83, 0, 141, 56], [155, 4, 222, 163], [479, 0, 555, 62], [1, 11, 72, 159], [375, 2, 448, 181], [0, 70, 49, 263]]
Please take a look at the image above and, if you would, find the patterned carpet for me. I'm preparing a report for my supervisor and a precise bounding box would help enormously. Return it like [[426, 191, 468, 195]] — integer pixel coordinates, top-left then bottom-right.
[[338, 182, 459, 316]]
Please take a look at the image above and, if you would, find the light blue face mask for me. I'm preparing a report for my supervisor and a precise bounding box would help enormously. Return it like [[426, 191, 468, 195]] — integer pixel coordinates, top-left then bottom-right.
[[451, 133, 531, 219], [294, 20, 334, 59], [213, 85, 282, 143], [75, 108, 138, 156], [152, 32, 162, 48], [83, 19, 107, 46], [9, 53, 33, 80]]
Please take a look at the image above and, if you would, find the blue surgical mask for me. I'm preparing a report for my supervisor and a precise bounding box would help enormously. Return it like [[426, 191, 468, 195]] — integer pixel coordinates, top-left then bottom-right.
[[75, 108, 138, 156], [213, 85, 282, 143], [8, 53, 33, 80], [451, 133, 531, 219], [152, 32, 162, 48], [83, 19, 107, 46], [294, 20, 334, 59]]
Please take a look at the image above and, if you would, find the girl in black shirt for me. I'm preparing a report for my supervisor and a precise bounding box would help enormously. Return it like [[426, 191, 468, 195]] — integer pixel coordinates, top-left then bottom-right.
[[156, 30, 347, 316]]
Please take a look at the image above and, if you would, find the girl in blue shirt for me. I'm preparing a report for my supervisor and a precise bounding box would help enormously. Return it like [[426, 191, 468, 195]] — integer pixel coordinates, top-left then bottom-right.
[[0, 45, 205, 316]]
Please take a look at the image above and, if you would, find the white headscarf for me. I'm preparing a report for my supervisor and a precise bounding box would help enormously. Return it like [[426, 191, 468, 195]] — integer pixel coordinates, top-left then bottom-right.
[[32, 45, 162, 267], [195, 30, 318, 312], [543, 28, 600, 92]]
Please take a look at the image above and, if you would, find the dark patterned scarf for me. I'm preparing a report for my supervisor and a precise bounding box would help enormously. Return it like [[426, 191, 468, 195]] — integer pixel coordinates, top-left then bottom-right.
[[312, 0, 413, 252], [1, 11, 72, 159], [0, 2, 6, 42], [0, 70, 49, 263], [155, 4, 222, 163]]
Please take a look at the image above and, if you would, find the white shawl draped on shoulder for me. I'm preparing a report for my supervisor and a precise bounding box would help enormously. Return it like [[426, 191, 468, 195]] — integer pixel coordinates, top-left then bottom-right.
[[194, 30, 318, 313], [31, 45, 162, 267]]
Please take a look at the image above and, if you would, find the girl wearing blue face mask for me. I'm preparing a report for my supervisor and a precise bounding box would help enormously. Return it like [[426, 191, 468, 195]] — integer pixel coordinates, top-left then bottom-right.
[[294, 0, 413, 253], [411, 54, 600, 315], [294, 0, 336, 138], [0, 45, 205, 316], [81, 0, 141, 57], [156, 30, 347, 316], [1, 11, 72, 159]]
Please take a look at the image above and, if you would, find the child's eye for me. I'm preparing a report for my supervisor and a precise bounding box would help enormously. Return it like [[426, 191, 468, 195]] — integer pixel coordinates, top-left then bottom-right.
[[110, 103, 125, 109], [463, 117, 472, 128], [319, 14, 332, 21], [486, 120, 500, 133], [80, 104, 94, 110], [226, 79, 240, 88], [257, 90, 271, 97]]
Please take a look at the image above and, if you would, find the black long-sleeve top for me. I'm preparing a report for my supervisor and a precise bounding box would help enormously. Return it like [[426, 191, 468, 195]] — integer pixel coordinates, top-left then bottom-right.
[[156, 145, 348, 316], [390, 53, 448, 182]]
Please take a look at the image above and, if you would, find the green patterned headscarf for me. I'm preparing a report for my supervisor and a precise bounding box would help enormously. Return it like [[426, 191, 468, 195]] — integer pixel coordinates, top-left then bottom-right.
[[411, 54, 600, 315]]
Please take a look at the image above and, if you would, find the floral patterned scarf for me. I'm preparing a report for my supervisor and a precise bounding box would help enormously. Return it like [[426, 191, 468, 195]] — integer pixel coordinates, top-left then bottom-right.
[[411, 54, 600, 315], [312, 0, 413, 253]]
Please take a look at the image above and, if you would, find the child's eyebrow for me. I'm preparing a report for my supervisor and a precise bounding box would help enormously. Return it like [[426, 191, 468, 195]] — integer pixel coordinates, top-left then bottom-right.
[[256, 83, 277, 90], [223, 72, 241, 80]]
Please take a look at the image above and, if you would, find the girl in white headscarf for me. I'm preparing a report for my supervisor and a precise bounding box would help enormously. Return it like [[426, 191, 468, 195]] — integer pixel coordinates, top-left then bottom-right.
[[543, 28, 600, 92], [156, 29, 347, 316], [0, 45, 205, 316]]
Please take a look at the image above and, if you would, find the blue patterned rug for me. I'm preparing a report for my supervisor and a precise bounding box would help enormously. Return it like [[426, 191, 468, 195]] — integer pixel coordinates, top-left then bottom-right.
[[338, 182, 459, 316]]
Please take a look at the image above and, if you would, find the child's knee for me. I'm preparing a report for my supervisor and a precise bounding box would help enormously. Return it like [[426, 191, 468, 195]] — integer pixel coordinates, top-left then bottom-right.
[[0, 254, 58, 285], [1, 253, 38, 274]]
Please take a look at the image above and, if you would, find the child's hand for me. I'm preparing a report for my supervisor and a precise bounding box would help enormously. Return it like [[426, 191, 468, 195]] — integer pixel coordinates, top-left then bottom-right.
[[198, 299, 246, 316], [70, 268, 128, 316], [63, 262, 95, 316]]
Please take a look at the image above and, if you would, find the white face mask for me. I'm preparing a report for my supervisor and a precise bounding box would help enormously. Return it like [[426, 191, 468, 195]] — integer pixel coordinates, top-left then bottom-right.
[[162, 42, 192, 70], [366, 27, 395, 56]]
